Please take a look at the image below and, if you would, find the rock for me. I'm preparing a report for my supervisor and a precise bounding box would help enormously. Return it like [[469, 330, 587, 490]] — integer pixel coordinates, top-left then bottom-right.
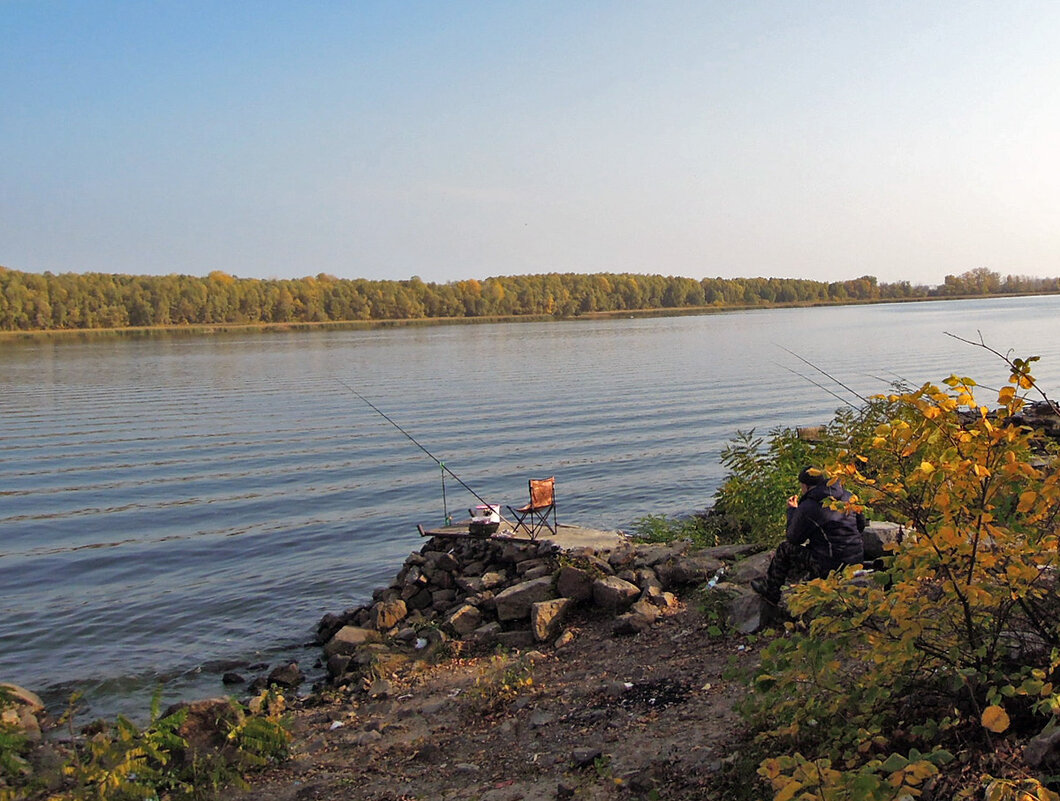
[[634, 568, 663, 592], [521, 564, 554, 580], [571, 746, 603, 767], [529, 709, 555, 727], [494, 576, 556, 621], [405, 587, 434, 611], [716, 584, 766, 634], [352, 643, 391, 667], [479, 571, 508, 590], [666, 554, 725, 585], [633, 543, 691, 567], [556, 565, 595, 602], [456, 575, 486, 594], [463, 560, 486, 576], [592, 575, 640, 611], [0, 683, 45, 741], [643, 585, 678, 609], [370, 599, 408, 631], [445, 603, 483, 636], [0, 683, 43, 713], [326, 654, 352, 680], [724, 550, 774, 584], [629, 599, 659, 620], [471, 621, 503, 643], [516, 557, 550, 575], [267, 662, 304, 689], [432, 551, 461, 572], [613, 611, 655, 635], [531, 598, 572, 642], [165, 698, 244, 764], [700, 543, 761, 561], [431, 588, 457, 608], [582, 554, 616, 575], [221, 672, 245, 685], [607, 544, 638, 569], [557, 779, 578, 798], [1025, 726, 1060, 768], [367, 678, 392, 699], [862, 521, 904, 561], [316, 612, 348, 643], [496, 630, 536, 649], [324, 625, 383, 657]]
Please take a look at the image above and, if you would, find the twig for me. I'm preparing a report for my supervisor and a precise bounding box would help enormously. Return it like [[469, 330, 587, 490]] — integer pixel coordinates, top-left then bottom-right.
[[944, 330, 1060, 414]]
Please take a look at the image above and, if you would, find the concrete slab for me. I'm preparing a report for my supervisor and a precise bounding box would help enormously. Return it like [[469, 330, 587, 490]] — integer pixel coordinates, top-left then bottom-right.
[[418, 522, 629, 553]]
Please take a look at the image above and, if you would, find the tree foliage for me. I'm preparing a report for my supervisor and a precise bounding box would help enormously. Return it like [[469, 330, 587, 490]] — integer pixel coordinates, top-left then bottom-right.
[[741, 357, 1060, 800], [2, 265, 1058, 332]]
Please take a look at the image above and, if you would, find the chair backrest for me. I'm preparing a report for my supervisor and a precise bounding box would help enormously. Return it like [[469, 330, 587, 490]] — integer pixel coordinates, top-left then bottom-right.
[[528, 477, 555, 509]]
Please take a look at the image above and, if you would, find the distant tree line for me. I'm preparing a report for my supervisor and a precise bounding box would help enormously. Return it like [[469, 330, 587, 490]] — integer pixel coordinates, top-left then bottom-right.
[[0, 265, 1057, 332]]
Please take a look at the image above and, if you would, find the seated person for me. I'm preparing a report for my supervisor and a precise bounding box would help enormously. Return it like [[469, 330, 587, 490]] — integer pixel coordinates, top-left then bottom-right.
[[751, 466, 865, 604]]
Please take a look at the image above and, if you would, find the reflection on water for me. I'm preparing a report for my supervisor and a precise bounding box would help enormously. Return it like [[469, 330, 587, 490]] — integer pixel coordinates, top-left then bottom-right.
[[2, 296, 1059, 719]]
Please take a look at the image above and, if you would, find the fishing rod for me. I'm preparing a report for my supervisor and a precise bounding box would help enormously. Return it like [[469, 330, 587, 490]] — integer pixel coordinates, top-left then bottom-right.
[[334, 378, 507, 526], [773, 362, 858, 411], [778, 345, 869, 405]]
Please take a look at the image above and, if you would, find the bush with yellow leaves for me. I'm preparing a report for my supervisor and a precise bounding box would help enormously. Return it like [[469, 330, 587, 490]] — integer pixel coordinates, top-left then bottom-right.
[[745, 354, 1060, 801]]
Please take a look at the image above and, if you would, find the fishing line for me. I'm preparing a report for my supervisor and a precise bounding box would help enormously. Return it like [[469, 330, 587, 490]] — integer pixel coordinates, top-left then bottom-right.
[[334, 378, 503, 525], [777, 345, 869, 404], [773, 362, 858, 410]]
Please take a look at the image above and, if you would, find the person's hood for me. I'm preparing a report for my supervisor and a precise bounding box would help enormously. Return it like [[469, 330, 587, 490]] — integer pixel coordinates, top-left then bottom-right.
[[803, 480, 849, 503]]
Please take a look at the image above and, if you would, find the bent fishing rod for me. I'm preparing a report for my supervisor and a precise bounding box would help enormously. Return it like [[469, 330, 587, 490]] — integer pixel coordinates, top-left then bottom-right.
[[334, 378, 508, 525]]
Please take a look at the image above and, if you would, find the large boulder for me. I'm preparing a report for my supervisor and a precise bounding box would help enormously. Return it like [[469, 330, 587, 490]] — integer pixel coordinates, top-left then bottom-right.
[[494, 576, 556, 621], [370, 599, 408, 631], [724, 550, 773, 583], [0, 683, 45, 741], [655, 554, 724, 587], [324, 625, 383, 657], [592, 575, 640, 611], [531, 598, 572, 642], [266, 662, 304, 689], [556, 565, 595, 602], [445, 604, 483, 636], [862, 521, 904, 561]]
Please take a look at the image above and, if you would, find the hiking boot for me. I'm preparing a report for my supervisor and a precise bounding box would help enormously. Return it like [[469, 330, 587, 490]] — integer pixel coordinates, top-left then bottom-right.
[[750, 578, 780, 604]]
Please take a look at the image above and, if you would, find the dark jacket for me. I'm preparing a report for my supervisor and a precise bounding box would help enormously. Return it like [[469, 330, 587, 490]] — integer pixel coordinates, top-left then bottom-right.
[[785, 481, 865, 573]]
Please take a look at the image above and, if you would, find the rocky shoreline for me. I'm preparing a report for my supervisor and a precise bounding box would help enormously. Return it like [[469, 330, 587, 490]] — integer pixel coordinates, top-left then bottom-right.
[[4, 520, 904, 800]]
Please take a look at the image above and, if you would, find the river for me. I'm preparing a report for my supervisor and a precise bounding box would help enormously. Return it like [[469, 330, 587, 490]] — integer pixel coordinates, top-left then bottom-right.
[[2, 296, 1059, 720]]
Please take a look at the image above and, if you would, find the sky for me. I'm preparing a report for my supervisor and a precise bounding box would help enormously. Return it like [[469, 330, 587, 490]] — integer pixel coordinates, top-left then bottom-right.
[[2, 1, 1059, 287]]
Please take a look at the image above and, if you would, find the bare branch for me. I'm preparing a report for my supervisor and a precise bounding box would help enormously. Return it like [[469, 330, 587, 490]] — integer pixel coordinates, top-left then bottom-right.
[[943, 330, 1059, 414]]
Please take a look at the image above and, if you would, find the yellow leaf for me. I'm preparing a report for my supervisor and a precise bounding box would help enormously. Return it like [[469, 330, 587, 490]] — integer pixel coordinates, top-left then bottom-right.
[[998, 386, 1016, 403], [919, 461, 935, 474], [981, 705, 1011, 733], [1017, 491, 1037, 513], [773, 779, 804, 801]]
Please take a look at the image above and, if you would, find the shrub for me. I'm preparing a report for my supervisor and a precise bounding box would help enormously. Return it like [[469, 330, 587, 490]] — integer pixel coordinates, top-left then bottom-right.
[[744, 357, 1060, 799]]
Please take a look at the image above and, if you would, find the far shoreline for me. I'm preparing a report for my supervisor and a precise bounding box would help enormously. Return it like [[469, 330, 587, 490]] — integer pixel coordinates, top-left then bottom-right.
[[0, 291, 1055, 343]]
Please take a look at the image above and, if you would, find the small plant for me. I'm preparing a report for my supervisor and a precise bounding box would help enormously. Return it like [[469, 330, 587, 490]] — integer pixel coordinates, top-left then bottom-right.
[[2, 687, 290, 801], [0, 689, 31, 801], [693, 581, 732, 638], [466, 654, 534, 715], [630, 513, 717, 546]]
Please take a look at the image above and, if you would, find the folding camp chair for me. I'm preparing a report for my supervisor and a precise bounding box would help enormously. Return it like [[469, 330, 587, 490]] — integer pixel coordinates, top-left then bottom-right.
[[507, 477, 557, 539]]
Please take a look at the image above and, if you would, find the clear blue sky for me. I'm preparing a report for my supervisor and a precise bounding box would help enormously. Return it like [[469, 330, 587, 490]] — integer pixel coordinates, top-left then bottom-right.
[[3, 1, 1058, 285]]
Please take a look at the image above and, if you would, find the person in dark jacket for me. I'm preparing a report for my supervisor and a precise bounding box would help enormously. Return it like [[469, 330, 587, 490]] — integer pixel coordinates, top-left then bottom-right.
[[751, 466, 865, 604]]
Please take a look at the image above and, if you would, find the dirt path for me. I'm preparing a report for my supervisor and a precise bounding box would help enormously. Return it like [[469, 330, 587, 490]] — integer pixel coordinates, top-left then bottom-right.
[[237, 601, 760, 801]]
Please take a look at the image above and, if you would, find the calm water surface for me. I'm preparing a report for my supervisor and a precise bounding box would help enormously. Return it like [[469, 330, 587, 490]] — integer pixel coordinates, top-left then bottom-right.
[[2, 296, 1060, 719]]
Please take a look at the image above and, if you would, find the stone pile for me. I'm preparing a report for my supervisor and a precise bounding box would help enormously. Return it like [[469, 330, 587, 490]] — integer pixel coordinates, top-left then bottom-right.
[[314, 534, 763, 690]]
